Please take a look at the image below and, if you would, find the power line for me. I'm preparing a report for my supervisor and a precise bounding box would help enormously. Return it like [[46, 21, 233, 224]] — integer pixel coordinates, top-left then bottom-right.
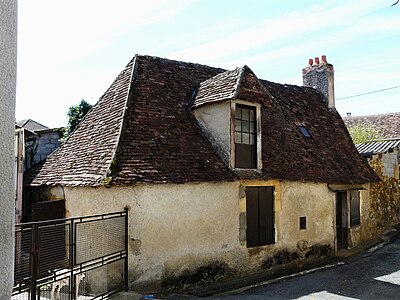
[[337, 85, 400, 101]]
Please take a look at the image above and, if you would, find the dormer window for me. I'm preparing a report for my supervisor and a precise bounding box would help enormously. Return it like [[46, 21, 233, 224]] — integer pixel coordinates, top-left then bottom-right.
[[235, 104, 257, 169]]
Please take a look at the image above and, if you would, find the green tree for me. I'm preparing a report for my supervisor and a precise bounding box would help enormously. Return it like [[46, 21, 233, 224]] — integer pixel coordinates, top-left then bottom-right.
[[63, 99, 93, 140], [348, 125, 382, 144]]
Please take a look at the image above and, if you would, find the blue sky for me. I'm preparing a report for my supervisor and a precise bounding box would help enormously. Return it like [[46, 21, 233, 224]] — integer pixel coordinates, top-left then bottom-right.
[[16, 0, 400, 128]]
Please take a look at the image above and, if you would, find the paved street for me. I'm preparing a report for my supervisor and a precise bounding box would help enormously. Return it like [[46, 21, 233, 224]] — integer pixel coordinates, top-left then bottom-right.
[[209, 234, 400, 300]]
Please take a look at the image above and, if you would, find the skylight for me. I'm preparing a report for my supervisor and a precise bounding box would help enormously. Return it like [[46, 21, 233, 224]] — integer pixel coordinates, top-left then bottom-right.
[[299, 126, 311, 138]]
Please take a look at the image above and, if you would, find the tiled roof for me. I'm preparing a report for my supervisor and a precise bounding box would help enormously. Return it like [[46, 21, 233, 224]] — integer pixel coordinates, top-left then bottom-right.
[[356, 139, 400, 155], [26, 59, 134, 186], [259, 80, 378, 183], [27, 55, 379, 186], [189, 67, 242, 109], [343, 112, 400, 138], [16, 119, 49, 132], [189, 65, 272, 109]]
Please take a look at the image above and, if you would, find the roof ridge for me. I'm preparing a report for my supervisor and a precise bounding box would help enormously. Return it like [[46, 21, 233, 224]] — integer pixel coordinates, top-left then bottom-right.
[[357, 137, 400, 144], [232, 66, 246, 99], [104, 55, 138, 181], [343, 111, 400, 119]]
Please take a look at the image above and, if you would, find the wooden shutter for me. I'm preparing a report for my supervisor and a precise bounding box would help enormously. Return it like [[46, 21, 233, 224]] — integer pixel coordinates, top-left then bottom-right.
[[246, 186, 274, 247], [350, 191, 360, 227]]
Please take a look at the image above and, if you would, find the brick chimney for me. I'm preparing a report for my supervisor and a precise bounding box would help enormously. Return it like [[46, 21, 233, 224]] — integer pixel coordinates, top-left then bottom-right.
[[302, 55, 335, 108]]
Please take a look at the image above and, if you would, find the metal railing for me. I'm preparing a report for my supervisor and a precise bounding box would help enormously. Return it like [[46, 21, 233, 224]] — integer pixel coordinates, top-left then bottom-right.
[[13, 210, 128, 299]]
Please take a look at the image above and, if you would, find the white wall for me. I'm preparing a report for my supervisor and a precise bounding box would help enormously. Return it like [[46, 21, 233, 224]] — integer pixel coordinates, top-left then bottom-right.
[[279, 181, 335, 247], [45, 179, 337, 289], [0, 0, 17, 298], [193, 101, 231, 165]]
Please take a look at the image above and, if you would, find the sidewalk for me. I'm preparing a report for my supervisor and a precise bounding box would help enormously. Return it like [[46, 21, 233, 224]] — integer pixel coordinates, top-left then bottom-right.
[[112, 224, 400, 300]]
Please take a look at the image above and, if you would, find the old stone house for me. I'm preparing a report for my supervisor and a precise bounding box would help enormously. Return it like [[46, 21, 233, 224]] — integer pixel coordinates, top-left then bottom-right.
[[26, 55, 379, 290], [343, 113, 400, 240], [355, 138, 400, 239]]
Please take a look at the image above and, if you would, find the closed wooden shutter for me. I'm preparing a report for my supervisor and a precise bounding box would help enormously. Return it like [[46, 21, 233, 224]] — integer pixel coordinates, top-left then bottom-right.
[[350, 191, 360, 227], [246, 186, 274, 247]]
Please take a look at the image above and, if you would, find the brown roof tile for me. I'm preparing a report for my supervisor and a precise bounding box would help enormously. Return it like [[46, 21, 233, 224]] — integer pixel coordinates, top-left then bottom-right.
[[343, 112, 400, 138], [26, 59, 134, 186], [26, 55, 379, 186]]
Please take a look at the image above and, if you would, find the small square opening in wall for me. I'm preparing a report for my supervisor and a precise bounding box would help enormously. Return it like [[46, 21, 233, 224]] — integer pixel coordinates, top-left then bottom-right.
[[299, 217, 307, 230]]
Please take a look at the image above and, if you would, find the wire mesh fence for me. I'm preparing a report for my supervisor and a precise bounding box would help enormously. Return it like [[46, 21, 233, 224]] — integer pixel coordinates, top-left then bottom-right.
[[12, 210, 128, 300]]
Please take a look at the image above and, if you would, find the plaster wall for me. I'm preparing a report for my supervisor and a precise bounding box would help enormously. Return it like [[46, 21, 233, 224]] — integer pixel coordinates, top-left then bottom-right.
[[193, 102, 231, 165], [0, 0, 17, 298], [45, 180, 336, 290], [278, 181, 335, 247], [52, 182, 241, 286], [348, 187, 372, 246]]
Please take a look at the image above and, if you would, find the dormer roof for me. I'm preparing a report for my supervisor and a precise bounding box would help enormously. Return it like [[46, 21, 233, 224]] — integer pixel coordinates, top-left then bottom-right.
[[189, 65, 271, 109]]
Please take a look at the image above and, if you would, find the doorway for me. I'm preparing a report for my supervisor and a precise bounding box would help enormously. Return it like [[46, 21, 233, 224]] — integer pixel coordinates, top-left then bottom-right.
[[336, 192, 348, 250]]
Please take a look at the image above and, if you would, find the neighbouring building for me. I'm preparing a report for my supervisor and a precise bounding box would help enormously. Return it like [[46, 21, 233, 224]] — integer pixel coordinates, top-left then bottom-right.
[[0, 0, 17, 298], [26, 54, 379, 291], [15, 119, 62, 223], [343, 112, 400, 139], [343, 113, 400, 242]]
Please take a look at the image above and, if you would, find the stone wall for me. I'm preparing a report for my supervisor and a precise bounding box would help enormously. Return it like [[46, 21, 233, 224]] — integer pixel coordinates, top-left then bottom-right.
[[34, 131, 61, 164], [364, 148, 400, 238], [0, 0, 17, 298]]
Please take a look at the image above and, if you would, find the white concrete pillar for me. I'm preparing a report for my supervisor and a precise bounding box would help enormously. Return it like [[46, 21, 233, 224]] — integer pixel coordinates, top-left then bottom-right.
[[0, 0, 17, 298]]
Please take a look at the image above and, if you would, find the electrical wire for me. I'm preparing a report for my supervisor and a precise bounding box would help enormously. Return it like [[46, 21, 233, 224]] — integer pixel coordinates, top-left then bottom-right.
[[336, 85, 400, 101]]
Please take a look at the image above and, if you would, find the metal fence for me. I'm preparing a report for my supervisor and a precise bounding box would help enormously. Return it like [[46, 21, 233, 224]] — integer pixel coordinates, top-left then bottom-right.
[[13, 210, 128, 299]]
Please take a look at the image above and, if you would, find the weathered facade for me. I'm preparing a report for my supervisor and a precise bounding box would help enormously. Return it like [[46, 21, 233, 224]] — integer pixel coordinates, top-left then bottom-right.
[[26, 55, 379, 291], [353, 139, 400, 241], [40, 180, 336, 290], [0, 0, 17, 298]]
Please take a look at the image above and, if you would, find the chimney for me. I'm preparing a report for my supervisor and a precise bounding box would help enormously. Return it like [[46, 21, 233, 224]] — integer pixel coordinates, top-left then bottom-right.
[[302, 55, 335, 108]]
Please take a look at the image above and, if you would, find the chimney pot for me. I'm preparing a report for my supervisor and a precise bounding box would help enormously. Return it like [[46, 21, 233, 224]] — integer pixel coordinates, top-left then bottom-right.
[[308, 58, 313, 66], [302, 55, 335, 109]]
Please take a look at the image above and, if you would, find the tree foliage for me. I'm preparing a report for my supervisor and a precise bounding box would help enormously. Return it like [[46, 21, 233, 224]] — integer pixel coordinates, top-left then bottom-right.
[[348, 125, 382, 144], [63, 99, 93, 140]]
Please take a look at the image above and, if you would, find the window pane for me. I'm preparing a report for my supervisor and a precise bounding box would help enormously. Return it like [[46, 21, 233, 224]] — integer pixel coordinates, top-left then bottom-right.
[[235, 120, 241, 132], [242, 109, 249, 121], [250, 134, 256, 145], [235, 107, 241, 119], [235, 132, 241, 144], [250, 121, 255, 133], [242, 133, 250, 144], [299, 126, 311, 138], [242, 121, 249, 132], [249, 109, 255, 121]]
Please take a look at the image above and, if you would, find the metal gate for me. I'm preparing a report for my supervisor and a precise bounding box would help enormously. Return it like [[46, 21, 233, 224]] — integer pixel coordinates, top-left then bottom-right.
[[13, 210, 128, 299]]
